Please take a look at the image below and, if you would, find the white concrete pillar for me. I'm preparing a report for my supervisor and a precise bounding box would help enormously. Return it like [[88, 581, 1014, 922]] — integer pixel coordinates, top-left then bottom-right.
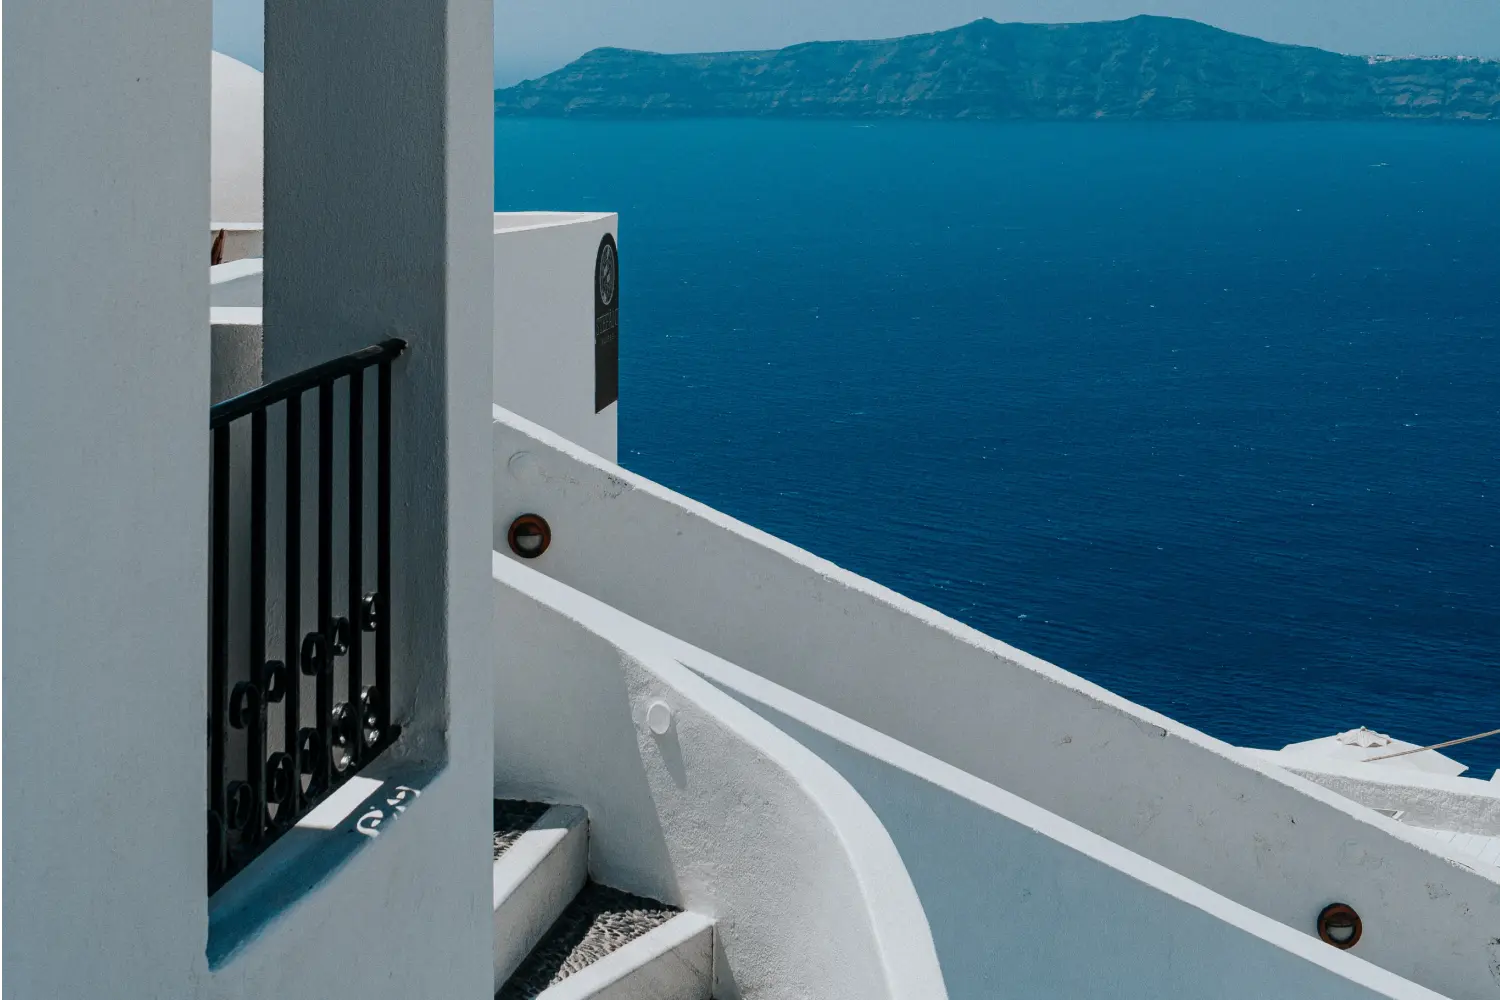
[[260, 0, 494, 993], [2, 0, 211, 994]]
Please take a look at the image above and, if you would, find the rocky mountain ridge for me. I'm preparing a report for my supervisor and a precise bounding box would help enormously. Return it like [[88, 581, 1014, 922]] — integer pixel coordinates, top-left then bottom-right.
[[494, 16, 1500, 121]]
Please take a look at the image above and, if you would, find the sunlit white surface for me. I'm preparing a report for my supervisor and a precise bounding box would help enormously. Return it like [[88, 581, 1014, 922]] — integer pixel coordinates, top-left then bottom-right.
[[212, 52, 263, 223]]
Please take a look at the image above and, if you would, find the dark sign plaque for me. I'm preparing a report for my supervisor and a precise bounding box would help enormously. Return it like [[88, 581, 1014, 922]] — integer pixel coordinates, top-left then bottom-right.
[[594, 233, 619, 412]]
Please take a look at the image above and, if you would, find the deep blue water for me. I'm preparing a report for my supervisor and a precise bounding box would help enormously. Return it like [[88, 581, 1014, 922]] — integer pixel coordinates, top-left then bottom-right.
[[496, 119, 1500, 776]]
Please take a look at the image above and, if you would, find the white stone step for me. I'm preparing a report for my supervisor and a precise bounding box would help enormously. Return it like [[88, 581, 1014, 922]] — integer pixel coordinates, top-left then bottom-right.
[[529, 910, 713, 1000], [493, 802, 589, 994]]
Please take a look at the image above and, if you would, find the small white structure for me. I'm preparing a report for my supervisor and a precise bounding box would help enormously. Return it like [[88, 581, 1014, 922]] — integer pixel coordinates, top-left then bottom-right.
[[211, 52, 263, 225], [494, 212, 619, 462], [1273, 726, 1469, 777]]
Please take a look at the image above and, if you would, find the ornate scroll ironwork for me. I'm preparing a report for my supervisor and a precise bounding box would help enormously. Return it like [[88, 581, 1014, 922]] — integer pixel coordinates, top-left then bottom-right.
[[207, 339, 405, 893]]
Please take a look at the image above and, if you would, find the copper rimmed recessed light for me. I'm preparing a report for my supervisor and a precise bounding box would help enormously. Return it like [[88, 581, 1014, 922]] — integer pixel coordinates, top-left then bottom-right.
[[1316, 903, 1361, 949], [507, 513, 552, 559]]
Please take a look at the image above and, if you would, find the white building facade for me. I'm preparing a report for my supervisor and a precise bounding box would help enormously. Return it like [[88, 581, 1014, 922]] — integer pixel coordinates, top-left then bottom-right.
[[5, 6, 1499, 999]]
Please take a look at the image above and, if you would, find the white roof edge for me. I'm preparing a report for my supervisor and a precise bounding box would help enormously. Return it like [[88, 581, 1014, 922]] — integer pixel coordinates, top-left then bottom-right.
[[210, 258, 264, 282], [210, 306, 263, 326], [1251, 748, 1500, 799], [493, 211, 616, 234]]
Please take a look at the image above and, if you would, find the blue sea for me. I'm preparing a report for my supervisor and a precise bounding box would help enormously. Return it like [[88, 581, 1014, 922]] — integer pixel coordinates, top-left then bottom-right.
[[496, 119, 1500, 777]]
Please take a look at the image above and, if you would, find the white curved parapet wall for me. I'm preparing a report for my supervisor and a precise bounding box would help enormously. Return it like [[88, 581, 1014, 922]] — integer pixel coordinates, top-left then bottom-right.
[[498, 550, 1448, 1000], [492, 553, 947, 1000], [720, 682, 1454, 1000], [492, 404, 1500, 1000]]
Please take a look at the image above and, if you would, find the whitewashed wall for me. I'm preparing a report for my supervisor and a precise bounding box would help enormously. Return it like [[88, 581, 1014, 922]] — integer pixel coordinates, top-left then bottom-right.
[[492, 405, 1500, 1000], [493, 212, 618, 462], [693, 654, 1447, 1000], [211, 258, 263, 306], [212, 52, 263, 224], [1244, 751, 1500, 837], [212, 225, 265, 264], [4, 0, 212, 994], [493, 555, 947, 1000], [211, 307, 263, 402], [492, 519, 1444, 1000]]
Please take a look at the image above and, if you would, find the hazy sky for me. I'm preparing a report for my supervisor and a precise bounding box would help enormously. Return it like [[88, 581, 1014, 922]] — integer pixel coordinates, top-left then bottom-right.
[[213, 0, 1500, 87]]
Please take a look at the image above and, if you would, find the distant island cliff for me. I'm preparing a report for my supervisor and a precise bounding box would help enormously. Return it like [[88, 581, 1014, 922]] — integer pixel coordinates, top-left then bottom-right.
[[494, 16, 1500, 121]]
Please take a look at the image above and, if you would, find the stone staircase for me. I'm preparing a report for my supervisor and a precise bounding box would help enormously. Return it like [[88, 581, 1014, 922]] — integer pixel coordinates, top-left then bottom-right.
[[492, 800, 713, 1000]]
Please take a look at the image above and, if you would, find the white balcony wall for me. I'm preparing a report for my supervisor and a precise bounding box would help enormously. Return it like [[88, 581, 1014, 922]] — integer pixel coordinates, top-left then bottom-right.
[[493, 555, 947, 1000], [492, 404, 1500, 1000], [3, 0, 212, 995]]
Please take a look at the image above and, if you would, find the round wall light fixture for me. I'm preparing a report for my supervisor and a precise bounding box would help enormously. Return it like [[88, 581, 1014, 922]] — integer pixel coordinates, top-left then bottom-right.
[[1316, 903, 1362, 949], [646, 700, 673, 736], [507, 513, 552, 559]]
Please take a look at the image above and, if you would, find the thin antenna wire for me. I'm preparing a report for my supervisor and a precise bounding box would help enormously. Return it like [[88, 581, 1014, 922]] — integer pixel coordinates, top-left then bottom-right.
[[1362, 727, 1500, 763]]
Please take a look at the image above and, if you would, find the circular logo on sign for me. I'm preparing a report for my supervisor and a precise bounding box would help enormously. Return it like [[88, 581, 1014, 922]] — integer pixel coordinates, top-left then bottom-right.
[[596, 238, 617, 307]]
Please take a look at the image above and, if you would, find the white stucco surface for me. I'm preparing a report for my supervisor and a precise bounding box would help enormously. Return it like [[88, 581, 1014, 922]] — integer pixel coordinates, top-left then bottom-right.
[[496, 212, 607, 233], [212, 224, 265, 264], [687, 647, 1447, 1000], [204, 759, 443, 970], [220, 0, 498, 993], [212, 52, 263, 224], [1246, 750, 1500, 836], [1275, 728, 1470, 777], [1410, 829, 1500, 872], [210, 257, 263, 306], [493, 806, 590, 990], [493, 212, 619, 461], [487, 535, 1444, 998], [493, 404, 1500, 1000], [544, 913, 713, 1000], [210, 307, 264, 402], [4, 1, 212, 994], [493, 554, 948, 1000]]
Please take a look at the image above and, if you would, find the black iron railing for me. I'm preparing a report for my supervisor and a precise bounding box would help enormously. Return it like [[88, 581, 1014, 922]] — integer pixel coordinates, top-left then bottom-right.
[[208, 339, 405, 893]]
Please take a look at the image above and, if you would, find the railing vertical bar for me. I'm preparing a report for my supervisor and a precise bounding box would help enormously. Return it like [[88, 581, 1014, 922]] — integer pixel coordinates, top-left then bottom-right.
[[284, 393, 302, 814], [376, 360, 392, 734], [248, 408, 269, 842], [209, 423, 231, 872], [347, 367, 364, 766], [317, 380, 335, 792]]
